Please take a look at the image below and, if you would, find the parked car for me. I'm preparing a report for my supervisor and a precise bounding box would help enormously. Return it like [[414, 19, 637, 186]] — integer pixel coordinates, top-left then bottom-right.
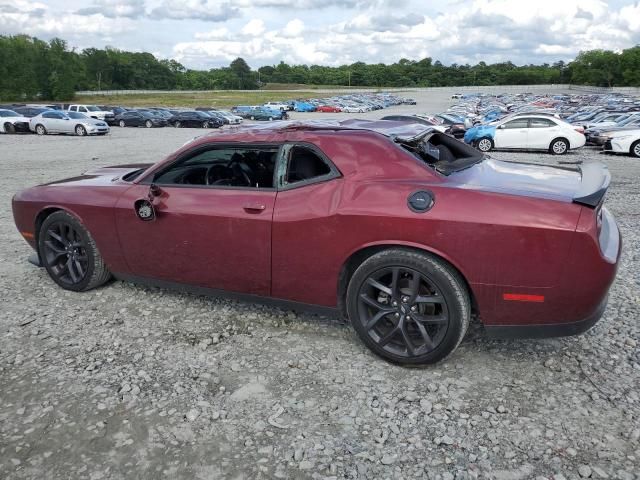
[[68, 105, 116, 125], [0, 109, 31, 133], [464, 115, 586, 154], [317, 105, 342, 113], [603, 129, 640, 157], [263, 101, 290, 111], [168, 111, 220, 128], [115, 110, 167, 128], [12, 120, 619, 365], [30, 110, 109, 136], [12, 106, 51, 118], [402, 98, 417, 105], [246, 108, 287, 121], [216, 110, 243, 125]]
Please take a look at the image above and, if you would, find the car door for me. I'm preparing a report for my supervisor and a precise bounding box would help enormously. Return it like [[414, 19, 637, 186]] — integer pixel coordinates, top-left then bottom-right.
[[271, 143, 343, 305], [131, 112, 143, 126], [494, 118, 529, 149], [114, 143, 280, 296], [528, 117, 558, 149], [42, 111, 66, 133]]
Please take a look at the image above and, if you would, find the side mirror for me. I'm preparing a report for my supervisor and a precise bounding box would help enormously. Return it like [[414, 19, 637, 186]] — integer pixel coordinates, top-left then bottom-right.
[[134, 199, 155, 221], [134, 184, 161, 221]]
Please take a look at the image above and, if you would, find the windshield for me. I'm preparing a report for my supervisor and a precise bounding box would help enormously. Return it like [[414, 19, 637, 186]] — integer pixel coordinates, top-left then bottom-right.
[[67, 111, 87, 119], [87, 106, 101, 111], [0, 110, 19, 117]]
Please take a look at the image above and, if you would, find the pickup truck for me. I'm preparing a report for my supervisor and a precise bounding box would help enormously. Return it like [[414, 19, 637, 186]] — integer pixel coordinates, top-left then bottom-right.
[[263, 101, 291, 111], [68, 105, 116, 125]]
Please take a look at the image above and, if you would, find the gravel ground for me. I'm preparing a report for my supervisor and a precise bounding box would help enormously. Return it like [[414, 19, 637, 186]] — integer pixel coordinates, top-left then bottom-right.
[[0, 94, 639, 480]]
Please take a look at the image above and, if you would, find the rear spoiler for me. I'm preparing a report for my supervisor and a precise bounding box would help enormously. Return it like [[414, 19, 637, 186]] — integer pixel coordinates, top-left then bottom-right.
[[573, 162, 611, 208]]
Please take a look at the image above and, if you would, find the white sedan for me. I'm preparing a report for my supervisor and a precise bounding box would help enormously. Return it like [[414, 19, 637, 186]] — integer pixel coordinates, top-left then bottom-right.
[[0, 109, 31, 133], [30, 110, 110, 136], [603, 129, 640, 157], [468, 115, 586, 155]]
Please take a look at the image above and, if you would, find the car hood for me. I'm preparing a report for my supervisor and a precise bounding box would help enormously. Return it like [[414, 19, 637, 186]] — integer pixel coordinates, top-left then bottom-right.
[[447, 158, 610, 207], [43, 164, 153, 187]]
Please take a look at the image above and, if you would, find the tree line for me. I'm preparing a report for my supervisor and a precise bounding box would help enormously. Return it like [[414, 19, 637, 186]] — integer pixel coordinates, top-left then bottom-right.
[[1, 34, 639, 101]]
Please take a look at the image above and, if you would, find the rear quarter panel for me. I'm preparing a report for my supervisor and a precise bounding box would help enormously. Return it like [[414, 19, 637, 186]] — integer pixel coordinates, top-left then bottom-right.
[[272, 131, 583, 326]]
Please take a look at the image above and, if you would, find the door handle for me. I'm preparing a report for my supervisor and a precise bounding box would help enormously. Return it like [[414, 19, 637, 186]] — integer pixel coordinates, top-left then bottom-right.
[[243, 204, 266, 213]]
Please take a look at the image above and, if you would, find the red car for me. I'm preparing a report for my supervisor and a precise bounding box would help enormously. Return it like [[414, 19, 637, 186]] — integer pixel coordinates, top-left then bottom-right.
[[12, 120, 620, 365], [316, 105, 342, 113]]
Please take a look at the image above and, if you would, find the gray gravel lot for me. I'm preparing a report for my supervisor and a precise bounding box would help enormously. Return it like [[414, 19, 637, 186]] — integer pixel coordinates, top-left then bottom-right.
[[0, 94, 639, 480]]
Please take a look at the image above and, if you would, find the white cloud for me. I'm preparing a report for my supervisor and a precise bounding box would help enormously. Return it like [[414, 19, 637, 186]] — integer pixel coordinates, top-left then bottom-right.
[[2, 0, 640, 69]]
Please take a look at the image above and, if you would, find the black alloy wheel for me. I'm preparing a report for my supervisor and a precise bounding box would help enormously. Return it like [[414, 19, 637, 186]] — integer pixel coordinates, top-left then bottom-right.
[[347, 249, 470, 365], [38, 211, 111, 292], [357, 266, 449, 358], [42, 221, 89, 286]]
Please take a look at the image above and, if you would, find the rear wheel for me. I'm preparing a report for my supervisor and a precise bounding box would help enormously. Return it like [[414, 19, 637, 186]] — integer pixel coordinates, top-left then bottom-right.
[[35, 124, 47, 135], [145, 120, 153, 128], [202, 121, 208, 128], [75, 125, 87, 136], [549, 138, 569, 155], [175, 121, 181, 128], [346, 249, 470, 365], [476, 137, 493, 152], [250, 116, 256, 121], [630, 140, 640, 158], [38, 211, 111, 292], [4, 122, 15, 133], [119, 120, 126, 128]]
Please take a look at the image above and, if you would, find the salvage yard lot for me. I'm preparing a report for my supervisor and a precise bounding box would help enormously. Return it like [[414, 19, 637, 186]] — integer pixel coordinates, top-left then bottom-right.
[[1, 91, 639, 479]]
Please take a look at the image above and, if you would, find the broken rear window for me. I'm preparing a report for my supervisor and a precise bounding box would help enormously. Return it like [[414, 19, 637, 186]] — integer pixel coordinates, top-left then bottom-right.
[[395, 131, 485, 175]]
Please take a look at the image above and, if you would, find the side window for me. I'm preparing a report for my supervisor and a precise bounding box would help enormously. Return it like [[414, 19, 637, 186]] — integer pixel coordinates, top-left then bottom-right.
[[285, 146, 333, 185], [70, 106, 77, 112], [529, 118, 555, 128], [80, 107, 88, 112], [502, 119, 530, 129], [154, 147, 278, 188], [43, 112, 57, 119]]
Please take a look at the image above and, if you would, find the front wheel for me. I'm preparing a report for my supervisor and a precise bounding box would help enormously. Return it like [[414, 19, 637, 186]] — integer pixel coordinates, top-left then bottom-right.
[[549, 138, 569, 155], [119, 120, 126, 127], [346, 249, 470, 365], [38, 211, 112, 292], [250, 116, 255, 121], [476, 137, 493, 152], [145, 120, 153, 128], [175, 121, 181, 128], [35, 124, 47, 135], [202, 121, 208, 128], [75, 125, 87, 136], [4, 122, 15, 133], [630, 140, 640, 158]]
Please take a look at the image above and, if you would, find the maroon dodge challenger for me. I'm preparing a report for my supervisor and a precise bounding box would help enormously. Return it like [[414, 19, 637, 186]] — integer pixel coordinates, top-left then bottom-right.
[[12, 120, 621, 364]]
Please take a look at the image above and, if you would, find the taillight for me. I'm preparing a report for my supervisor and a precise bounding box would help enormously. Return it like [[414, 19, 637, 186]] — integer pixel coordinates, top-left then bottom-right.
[[574, 126, 585, 134]]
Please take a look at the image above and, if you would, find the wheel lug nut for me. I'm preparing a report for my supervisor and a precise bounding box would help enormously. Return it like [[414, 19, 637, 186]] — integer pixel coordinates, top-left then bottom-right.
[[392, 301, 398, 307], [402, 296, 409, 303], [394, 313, 400, 318], [405, 315, 411, 320], [410, 306, 417, 311]]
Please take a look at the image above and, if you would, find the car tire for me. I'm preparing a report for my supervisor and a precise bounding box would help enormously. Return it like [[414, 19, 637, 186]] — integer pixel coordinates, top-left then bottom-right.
[[346, 248, 470, 365], [4, 122, 15, 133], [549, 138, 569, 155], [476, 137, 493, 152], [250, 116, 255, 121], [202, 121, 208, 128], [118, 120, 125, 127], [630, 140, 640, 158], [175, 121, 181, 128], [75, 125, 87, 136], [35, 124, 47, 135], [145, 120, 153, 128], [38, 210, 112, 292]]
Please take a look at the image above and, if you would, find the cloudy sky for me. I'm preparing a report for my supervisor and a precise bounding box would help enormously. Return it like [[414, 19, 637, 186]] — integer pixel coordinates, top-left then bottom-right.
[[1, 0, 639, 69]]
